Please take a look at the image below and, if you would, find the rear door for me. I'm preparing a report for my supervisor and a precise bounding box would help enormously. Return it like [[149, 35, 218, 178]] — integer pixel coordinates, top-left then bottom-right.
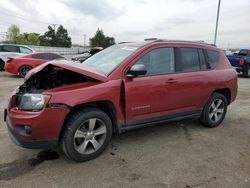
[[173, 47, 214, 109]]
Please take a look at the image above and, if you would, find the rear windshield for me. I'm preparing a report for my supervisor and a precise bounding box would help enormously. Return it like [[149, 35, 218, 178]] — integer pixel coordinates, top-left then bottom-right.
[[238, 50, 248, 56], [81, 45, 138, 75]]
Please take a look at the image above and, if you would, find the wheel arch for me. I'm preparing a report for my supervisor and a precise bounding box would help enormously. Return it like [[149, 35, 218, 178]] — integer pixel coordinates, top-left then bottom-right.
[[18, 64, 33, 71], [59, 100, 118, 141], [212, 88, 231, 105]]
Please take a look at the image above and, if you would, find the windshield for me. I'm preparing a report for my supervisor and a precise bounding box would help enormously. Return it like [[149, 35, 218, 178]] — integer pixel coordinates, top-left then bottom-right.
[[81, 45, 138, 75]]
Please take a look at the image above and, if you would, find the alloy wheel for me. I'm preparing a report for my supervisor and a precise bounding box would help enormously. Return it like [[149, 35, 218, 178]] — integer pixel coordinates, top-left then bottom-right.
[[209, 99, 225, 123], [73, 118, 107, 155]]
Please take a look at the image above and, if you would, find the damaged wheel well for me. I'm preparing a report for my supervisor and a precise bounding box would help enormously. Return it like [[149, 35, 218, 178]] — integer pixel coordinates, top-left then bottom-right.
[[59, 101, 118, 140]]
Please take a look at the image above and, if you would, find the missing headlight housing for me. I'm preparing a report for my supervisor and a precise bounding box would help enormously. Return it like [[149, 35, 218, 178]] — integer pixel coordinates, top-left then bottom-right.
[[16, 94, 50, 111]]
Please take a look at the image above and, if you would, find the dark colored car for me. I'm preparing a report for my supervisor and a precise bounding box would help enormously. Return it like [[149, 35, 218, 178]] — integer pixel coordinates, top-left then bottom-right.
[[227, 49, 250, 77], [4, 52, 64, 77], [72, 47, 103, 62], [4, 40, 237, 162]]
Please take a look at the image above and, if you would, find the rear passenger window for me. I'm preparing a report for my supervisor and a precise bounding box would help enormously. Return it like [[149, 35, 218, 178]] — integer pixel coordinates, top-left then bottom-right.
[[198, 49, 207, 70], [207, 50, 219, 69], [180, 48, 200, 72], [135, 48, 175, 76]]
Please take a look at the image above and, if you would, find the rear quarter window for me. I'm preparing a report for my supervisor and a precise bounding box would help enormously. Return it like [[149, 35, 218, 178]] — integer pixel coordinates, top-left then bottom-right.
[[32, 54, 45, 59], [19, 46, 32, 54], [44, 53, 62, 60], [207, 50, 219, 69]]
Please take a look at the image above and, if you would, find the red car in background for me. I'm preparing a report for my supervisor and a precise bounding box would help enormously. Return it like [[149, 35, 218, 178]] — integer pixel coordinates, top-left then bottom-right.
[[5, 52, 64, 77]]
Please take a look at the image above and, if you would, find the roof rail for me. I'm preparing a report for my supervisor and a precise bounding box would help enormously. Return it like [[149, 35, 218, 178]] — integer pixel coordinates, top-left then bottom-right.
[[144, 38, 158, 41], [118, 42, 134, 44], [152, 39, 216, 47]]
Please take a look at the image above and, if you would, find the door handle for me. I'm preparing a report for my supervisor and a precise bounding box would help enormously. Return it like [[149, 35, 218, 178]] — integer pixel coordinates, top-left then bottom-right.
[[166, 79, 178, 84]]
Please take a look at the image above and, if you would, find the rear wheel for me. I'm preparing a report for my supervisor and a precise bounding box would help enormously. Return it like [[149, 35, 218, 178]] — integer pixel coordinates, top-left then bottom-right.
[[61, 108, 112, 162], [0, 59, 5, 70], [19, 65, 32, 77], [242, 63, 249, 77], [243, 65, 250, 77], [200, 92, 227, 128]]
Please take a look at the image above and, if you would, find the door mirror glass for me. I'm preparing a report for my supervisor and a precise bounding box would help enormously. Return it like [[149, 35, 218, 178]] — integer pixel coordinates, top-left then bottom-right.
[[126, 64, 147, 78]]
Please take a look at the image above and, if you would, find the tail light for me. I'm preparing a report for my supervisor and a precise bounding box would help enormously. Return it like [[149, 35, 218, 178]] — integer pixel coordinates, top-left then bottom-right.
[[239, 58, 245, 65], [6, 57, 14, 63]]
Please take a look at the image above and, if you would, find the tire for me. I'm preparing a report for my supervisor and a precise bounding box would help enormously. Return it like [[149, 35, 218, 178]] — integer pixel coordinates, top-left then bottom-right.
[[61, 108, 112, 162], [0, 59, 5, 71], [242, 63, 249, 77], [18, 65, 32, 77], [200, 92, 227, 128]]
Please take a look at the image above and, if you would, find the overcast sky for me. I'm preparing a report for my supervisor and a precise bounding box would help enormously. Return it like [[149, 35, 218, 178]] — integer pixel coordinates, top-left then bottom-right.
[[0, 0, 249, 48]]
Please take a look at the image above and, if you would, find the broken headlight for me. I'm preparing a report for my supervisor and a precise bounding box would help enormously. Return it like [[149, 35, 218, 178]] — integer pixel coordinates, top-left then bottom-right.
[[16, 94, 51, 111]]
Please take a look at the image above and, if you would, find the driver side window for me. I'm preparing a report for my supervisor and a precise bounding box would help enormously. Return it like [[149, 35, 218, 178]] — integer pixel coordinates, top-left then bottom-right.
[[135, 47, 175, 76]]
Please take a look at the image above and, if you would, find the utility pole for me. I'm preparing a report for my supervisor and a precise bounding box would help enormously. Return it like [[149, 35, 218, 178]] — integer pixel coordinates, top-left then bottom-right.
[[214, 0, 221, 45], [83, 34, 86, 49]]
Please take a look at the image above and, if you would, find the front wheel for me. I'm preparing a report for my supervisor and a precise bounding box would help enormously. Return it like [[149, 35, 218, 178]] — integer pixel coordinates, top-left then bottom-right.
[[61, 108, 112, 162], [200, 93, 227, 128]]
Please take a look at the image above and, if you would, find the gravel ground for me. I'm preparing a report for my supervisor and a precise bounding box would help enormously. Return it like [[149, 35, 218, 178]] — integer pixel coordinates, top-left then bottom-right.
[[0, 71, 249, 188]]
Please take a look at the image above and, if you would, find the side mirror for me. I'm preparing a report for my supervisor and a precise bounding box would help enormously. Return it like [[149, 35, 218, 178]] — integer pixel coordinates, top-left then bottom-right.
[[126, 64, 147, 78]]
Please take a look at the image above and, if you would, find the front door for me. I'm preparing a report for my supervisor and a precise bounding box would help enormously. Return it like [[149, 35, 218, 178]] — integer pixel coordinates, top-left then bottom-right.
[[124, 47, 177, 123]]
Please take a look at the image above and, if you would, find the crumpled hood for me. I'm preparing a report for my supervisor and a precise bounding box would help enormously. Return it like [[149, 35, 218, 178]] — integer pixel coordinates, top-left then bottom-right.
[[25, 59, 108, 82]]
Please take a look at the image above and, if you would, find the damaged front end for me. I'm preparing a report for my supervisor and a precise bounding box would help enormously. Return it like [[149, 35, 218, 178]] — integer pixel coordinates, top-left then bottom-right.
[[13, 63, 103, 111], [19, 64, 94, 93], [5, 62, 107, 148]]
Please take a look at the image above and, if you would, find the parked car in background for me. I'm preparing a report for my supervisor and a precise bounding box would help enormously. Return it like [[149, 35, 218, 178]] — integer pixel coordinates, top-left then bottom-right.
[[4, 40, 237, 162], [4, 52, 64, 77], [227, 49, 250, 77], [0, 44, 34, 70], [72, 47, 103, 62]]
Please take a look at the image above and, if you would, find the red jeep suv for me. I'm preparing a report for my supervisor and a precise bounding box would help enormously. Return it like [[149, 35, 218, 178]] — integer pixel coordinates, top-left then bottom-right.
[[4, 40, 237, 162]]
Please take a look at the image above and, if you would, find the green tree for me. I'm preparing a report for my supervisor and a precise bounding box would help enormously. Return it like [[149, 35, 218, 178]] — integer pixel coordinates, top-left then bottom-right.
[[56, 25, 71, 47], [6, 24, 20, 43], [40, 25, 71, 47], [15, 33, 40, 45], [15, 34, 26, 44], [27, 33, 40, 45], [89, 29, 115, 48]]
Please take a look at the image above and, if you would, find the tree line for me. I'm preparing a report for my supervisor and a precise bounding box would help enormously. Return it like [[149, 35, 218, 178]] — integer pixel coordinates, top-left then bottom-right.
[[3, 25, 115, 48]]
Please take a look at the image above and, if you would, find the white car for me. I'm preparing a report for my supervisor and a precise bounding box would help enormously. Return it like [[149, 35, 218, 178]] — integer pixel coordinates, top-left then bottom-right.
[[0, 44, 34, 70]]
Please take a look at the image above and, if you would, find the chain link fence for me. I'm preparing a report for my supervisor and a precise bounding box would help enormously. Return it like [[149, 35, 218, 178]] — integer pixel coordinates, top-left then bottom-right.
[[28, 45, 89, 55]]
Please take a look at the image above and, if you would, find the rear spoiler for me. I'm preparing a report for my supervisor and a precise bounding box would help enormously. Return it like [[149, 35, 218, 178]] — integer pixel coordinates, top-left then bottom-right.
[[6, 57, 14, 63]]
